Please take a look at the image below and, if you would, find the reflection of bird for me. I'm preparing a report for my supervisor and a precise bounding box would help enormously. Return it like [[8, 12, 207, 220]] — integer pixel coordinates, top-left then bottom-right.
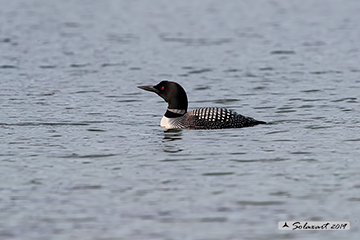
[[138, 81, 266, 129]]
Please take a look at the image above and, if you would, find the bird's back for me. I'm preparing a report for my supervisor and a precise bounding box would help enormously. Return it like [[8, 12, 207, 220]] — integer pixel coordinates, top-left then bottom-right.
[[181, 107, 265, 129]]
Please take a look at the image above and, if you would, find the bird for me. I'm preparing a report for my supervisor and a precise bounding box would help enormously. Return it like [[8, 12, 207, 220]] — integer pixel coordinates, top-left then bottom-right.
[[138, 81, 266, 129]]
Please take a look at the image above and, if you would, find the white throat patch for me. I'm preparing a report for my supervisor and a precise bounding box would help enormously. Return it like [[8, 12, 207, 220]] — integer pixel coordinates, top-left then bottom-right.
[[160, 116, 185, 129], [160, 116, 173, 129]]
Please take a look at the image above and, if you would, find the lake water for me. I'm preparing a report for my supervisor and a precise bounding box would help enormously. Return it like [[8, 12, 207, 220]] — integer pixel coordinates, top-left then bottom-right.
[[1, 0, 360, 239]]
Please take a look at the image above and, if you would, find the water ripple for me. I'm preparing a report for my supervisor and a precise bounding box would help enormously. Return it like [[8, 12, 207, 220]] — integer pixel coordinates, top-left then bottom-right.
[[0, 122, 90, 126], [159, 34, 232, 46], [270, 50, 295, 55], [231, 158, 289, 163], [202, 172, 235, 176], [0, 65, 17, 69], [59, 153, 119, 159], [237, 201, 285, 206]]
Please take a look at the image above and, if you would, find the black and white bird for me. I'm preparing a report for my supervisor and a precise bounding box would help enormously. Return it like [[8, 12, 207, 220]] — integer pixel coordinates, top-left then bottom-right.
[[138, 81, 266, 129]]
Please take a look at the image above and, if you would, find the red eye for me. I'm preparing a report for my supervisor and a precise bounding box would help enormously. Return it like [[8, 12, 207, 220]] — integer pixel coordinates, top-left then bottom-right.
[[161, 86, 165, 90]]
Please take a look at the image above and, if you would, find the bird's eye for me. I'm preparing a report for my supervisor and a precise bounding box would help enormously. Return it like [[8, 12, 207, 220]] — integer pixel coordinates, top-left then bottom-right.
[[161, 86, 165, 90]]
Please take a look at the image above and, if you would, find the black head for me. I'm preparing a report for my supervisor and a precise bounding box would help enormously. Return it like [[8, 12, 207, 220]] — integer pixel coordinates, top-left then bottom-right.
[[138, 81, 188, 111]]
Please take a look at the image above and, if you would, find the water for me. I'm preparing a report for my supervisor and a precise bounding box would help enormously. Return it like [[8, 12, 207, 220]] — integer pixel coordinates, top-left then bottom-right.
[[1, 0, 360, 239]]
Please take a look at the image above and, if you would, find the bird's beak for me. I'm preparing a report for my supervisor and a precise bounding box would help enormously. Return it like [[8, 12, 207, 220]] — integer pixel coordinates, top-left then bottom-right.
[[138, 85, 159, 93]]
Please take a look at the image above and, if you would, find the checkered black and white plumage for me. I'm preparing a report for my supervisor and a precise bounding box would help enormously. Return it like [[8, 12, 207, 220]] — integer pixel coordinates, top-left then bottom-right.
[[161, 107, 264, 129]]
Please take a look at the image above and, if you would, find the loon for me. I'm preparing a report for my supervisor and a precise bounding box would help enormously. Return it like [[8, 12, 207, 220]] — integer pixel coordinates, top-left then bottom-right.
[[138, 81, 266, 129]]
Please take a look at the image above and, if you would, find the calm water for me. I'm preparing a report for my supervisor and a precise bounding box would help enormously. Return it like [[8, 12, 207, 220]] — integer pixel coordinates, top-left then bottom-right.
[[1, 0, 360, 239]]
